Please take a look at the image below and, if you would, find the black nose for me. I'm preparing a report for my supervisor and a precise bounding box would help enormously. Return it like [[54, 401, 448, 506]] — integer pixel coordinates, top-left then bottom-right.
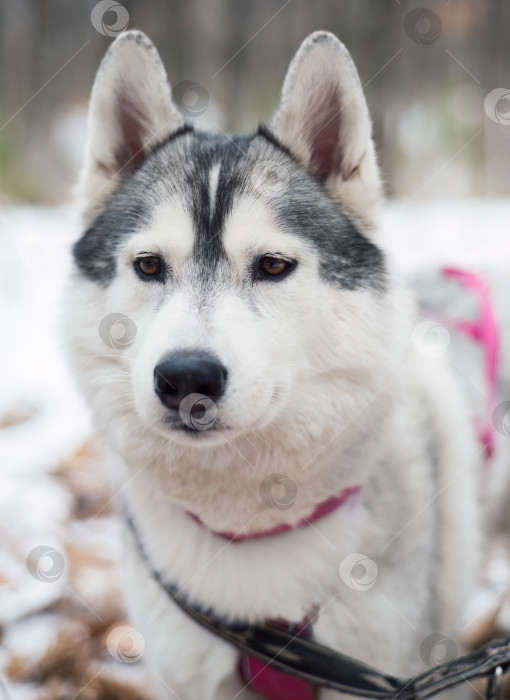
[[154, 351, 227, 411]]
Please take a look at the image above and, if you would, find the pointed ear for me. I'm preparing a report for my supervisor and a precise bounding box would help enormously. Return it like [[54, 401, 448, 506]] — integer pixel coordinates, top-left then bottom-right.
[[271, 32, 382, 223], [79, 30, 184, 219]]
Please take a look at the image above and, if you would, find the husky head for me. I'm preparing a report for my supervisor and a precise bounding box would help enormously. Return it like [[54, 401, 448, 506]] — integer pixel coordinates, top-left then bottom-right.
[[66, 30, 397, 459]]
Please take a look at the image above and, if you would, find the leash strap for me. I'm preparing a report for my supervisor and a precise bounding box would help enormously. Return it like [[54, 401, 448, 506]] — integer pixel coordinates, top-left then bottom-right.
[[125, 511, 510, 699]]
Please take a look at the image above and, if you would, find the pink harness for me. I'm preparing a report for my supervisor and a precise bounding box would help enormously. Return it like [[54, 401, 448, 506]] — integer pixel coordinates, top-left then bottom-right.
[[441, 268, 499, 459], [191, 268, 499, 700]]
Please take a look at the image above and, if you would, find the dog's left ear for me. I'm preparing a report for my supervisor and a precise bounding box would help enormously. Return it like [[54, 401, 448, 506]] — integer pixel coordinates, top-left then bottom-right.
[[271, 32, 382, 222]]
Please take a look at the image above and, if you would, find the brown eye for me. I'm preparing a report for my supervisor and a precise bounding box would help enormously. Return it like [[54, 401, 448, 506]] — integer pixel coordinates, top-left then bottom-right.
[[135, 255, 164, 280], [257, 255, 295, 279]]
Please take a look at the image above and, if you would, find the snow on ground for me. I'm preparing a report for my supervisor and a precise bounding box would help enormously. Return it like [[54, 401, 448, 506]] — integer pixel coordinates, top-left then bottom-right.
[[0, 207, 149, 698], [1, 200, 510, 698]]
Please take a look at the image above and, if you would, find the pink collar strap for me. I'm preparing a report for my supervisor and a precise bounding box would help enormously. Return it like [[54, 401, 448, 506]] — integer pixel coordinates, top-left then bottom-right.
[[190, 485, 361, 542]]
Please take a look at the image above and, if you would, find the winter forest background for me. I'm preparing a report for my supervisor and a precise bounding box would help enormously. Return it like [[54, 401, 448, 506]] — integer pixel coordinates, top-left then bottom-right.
[[0, 0, 509, 204]]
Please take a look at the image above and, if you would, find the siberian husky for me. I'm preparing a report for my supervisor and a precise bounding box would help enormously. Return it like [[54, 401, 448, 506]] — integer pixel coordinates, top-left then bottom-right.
[[63, 29, 510, 699]]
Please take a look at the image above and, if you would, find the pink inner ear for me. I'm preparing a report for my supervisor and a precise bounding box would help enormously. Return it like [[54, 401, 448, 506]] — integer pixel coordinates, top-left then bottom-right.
[[115, 91, 148, 172], [307, 89, 342, 182]]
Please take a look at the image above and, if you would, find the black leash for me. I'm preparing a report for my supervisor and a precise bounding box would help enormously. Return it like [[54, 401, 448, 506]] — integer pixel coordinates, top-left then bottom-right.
[[126, 512, 510, 699]]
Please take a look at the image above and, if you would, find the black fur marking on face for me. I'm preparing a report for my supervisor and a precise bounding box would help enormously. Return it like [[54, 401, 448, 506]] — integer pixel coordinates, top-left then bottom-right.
[[72, 125, 194, 285], [252, 130, 386, 292], [73, 199, 150, 284], [73, 126, 385, 293], [272, 185, 386, 292]]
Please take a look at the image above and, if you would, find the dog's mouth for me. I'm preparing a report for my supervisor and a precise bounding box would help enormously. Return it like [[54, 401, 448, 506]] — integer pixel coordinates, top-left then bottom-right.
[[157, 413, 232, 442]]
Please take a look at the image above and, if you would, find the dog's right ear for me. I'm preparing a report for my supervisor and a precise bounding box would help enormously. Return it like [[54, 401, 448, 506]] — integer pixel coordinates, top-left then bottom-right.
[[79, 30, 183, 219]]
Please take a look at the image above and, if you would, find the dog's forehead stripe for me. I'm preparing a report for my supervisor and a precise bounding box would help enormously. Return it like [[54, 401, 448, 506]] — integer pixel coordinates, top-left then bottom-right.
[[72, 128, 385, 292], [208, 163, 221, 222], [187, 132, 251, 274]]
